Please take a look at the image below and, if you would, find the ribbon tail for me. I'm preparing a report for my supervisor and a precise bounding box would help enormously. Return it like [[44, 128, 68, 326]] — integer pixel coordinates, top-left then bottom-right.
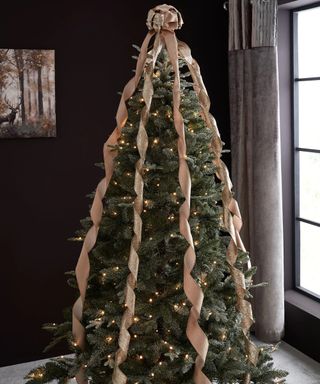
[[178, 39, 260, 376], [112, 33, 163, 384], [162, 30, 211, 384]]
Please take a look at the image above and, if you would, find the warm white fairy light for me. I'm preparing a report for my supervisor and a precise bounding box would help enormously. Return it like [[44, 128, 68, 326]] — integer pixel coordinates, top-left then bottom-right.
[[113, 181, 118, 185], [155, 291, 159, 296], [170, 233, 174, 237], [185, 354, 189, 359], [153, 138, 159, 144], [149, 237, 153, 241], [194, 240, 199, 246], [149, 314, 153, 318], [156, 183, 160, 187], [120, 139, 125, 144], [149, 298, 153, 303], [139, 355, 144, 360], [134, 334, 138, 338], [134, 316, 139, 322], [139, 98, 144, 102], [106, 336, 113, 343], [169, 345, 173, 350], [113, 266, 119, 271]]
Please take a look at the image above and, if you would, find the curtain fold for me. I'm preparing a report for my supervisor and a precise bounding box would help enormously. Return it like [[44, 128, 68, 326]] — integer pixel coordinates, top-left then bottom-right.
[[228, 0, 284, 342]]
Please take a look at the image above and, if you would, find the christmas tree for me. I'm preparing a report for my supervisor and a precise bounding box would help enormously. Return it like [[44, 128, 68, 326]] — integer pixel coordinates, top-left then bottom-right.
[[25, 5, 287, 384]]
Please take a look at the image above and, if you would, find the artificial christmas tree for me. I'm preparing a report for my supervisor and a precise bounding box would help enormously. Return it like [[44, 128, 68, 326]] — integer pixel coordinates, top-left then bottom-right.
[[26, 4, 287, 384]]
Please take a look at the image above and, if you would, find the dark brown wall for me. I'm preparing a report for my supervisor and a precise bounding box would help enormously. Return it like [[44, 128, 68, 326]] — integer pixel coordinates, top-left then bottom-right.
[[0, 0, 230, 366]]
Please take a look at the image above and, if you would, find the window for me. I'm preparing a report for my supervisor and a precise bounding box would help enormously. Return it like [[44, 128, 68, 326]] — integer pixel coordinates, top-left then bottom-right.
[[292, 3, 320, 300]]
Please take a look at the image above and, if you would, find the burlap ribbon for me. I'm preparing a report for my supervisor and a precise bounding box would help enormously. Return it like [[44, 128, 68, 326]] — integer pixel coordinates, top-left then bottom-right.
[[112, 32, 165, 384], [72, 4, 258, 384], [72, 29, 156, 384], [178, 41, 259, 382]]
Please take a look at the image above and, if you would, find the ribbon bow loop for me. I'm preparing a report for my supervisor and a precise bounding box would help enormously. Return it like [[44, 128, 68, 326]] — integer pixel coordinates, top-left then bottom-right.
[[146, 4, 183, 32]]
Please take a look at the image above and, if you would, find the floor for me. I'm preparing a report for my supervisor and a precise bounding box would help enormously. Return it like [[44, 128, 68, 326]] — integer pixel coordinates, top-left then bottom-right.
[[0, 341, 320, 384]]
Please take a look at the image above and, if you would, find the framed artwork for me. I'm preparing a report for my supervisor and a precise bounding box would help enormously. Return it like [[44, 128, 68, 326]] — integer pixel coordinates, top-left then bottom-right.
[[0, 49, 55, 138]]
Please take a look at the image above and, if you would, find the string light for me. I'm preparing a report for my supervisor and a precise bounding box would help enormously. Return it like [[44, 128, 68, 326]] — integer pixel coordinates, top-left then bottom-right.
[[134, 317, 139, 322], [139, 98, 144, 102], [151, 372, 155, 377], [134, 334, 138, 338], [113, 181, 118, 185], [149, 237, 153, 241], [139, 355, 144, 360], [156, 183, 160, 187], [129, 123, 133, 127], [120, 139, 125, 144], [153, 138, 159, 144], [106, 336, 113, 343], [108, 354, 111, 358], [194, 240, 199, 246], [170, 233, 174, 237], [149, 298, 153, 303], [185, 354, 189, 359], [149, 314, 153, 318], [102, 272, 107, 277]]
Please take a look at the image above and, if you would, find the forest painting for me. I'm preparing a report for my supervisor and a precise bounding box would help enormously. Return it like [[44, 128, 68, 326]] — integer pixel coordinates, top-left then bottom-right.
[[0, 49, 55, 138]]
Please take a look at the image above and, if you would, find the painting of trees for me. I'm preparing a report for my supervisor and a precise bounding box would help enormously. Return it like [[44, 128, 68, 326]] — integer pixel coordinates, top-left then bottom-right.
[[0, 49, 55, 138]]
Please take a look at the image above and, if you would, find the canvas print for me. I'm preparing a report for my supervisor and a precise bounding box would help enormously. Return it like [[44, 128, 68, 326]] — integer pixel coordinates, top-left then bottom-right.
[[0, 49, 55, 138]]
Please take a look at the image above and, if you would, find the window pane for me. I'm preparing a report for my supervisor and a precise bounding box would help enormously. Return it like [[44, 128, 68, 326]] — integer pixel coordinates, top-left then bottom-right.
[[299, 152, 320, 223], [298, 80, 320, 149], [297, 6, 320, 78], [299, 221, 320, 297]]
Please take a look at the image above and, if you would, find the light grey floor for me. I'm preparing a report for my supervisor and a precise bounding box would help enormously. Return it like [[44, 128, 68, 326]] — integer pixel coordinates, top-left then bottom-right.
[[0, 341, 319, 384]]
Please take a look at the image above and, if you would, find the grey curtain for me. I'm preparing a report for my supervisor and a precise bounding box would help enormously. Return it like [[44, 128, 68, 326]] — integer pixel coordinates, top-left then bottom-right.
[[228, 0, 284, 342]]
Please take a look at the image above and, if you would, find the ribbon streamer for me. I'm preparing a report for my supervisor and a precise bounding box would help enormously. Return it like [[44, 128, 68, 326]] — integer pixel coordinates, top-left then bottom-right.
[[112, 33, 164, 384], [178, 41, 259, 381], [72, 30, 156, 384]]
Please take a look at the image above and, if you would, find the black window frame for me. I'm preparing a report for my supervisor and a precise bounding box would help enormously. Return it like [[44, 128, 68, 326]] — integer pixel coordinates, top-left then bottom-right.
[[291, 1, 320, 303]]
